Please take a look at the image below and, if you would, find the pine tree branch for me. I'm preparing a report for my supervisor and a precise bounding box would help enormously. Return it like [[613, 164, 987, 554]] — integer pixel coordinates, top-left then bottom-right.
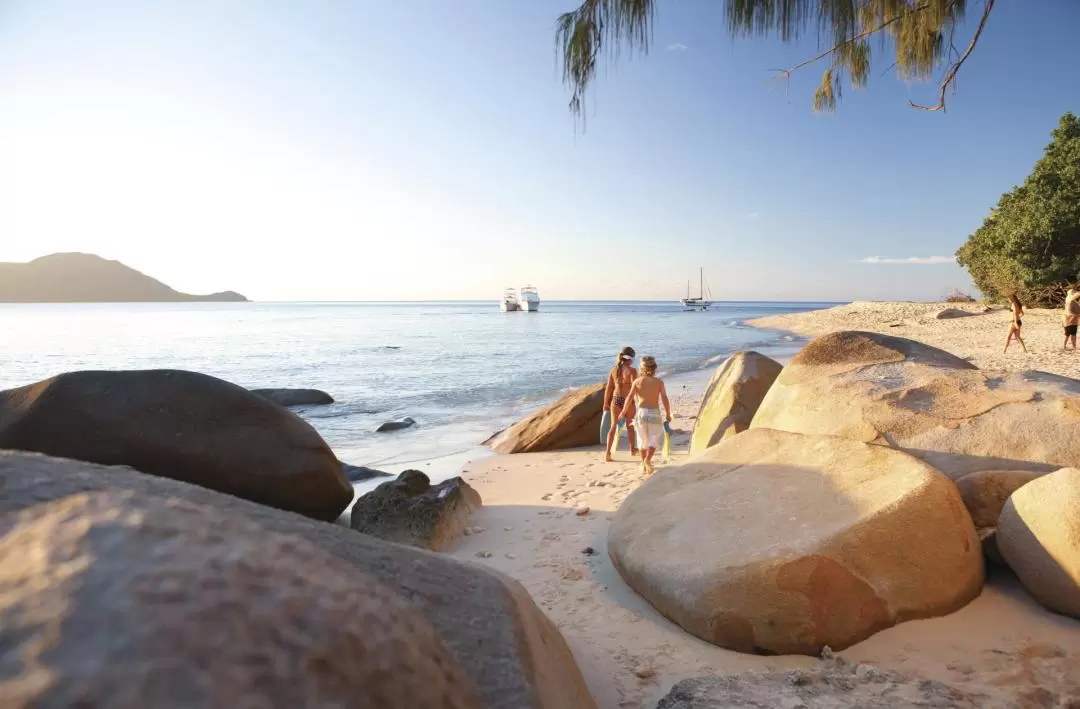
[[911, 0, 995, 112]]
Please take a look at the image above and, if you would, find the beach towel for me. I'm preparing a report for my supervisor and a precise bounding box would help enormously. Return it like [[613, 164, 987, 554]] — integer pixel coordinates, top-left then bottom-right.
[[662, 421, 672, 459], [600, 410, 612, 446]]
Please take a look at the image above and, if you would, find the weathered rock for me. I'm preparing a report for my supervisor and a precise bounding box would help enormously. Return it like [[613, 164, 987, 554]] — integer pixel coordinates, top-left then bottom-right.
[[751, 331, 1080, 480], [935, 308, 977, 320], [609, 428, 983, 656], [998, 468, 1080, 619], [489, 383, 605, 454], [0, 369, 351, 521], [250, 387, 334, 406], [341, 461, 394, 482], [0, 488, 481, 709], [655, 652, 995, 708], [690, 351, 782, 454], [955, 470, 1043, 563], [351, 470, 482, 551], [377, 416, 416, 432], [0, 452, 596, 709]]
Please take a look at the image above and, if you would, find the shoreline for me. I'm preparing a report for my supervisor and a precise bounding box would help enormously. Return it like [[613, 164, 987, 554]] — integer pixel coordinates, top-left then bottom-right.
[[443, 302, 1080, 708], [346, 330, 806, 497]]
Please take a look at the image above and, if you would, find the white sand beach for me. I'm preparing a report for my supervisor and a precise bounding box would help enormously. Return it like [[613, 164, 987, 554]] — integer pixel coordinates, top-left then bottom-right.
[[447, 302, 1080, 708], [750, 300, 1080, 380]]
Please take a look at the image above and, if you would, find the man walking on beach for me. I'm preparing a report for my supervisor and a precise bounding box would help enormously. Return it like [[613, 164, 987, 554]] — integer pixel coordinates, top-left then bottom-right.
[[1064, 287, 1079, 350]]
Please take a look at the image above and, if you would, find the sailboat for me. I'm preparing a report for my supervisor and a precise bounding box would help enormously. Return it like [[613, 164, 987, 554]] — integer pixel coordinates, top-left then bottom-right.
[[679, 267, 713, 311]]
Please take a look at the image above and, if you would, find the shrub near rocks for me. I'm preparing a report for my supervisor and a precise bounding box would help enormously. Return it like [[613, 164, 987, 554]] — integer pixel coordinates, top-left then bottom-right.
[[609, 428, 983, 656], [0, 370, 352, 521]]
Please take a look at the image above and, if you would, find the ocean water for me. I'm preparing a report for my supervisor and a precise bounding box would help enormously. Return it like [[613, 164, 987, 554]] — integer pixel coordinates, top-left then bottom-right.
[[0, 301, 831, 487]]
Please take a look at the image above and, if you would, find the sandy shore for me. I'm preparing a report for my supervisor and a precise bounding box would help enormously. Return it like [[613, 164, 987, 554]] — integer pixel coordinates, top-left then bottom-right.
[[749, 300, 1080, 379], [446, 345, 1080, 708]]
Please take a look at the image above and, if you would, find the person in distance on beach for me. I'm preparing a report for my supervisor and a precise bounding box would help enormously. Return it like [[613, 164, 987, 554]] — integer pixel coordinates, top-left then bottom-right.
[[619, 355, 671, 476], [1003, 293, 1028, 354], [603, 346, 638, 462], [1063, 287, 1079, 351]]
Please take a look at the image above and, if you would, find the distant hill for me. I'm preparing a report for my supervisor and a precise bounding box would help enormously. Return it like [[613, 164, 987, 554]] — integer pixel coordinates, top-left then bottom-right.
[[0, 253, 249, 303]]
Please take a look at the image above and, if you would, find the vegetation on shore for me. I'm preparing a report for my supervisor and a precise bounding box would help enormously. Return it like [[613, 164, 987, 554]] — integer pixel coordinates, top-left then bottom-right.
[[956, 113, 1080, 306]]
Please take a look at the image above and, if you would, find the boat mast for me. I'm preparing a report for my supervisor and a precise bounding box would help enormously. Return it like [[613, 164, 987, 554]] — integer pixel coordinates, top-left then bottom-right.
[[699, 267, 703, 299]]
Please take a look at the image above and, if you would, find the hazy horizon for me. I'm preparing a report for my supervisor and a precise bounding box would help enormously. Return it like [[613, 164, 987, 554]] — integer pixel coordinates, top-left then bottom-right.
[[2, 1, 1076, 302]]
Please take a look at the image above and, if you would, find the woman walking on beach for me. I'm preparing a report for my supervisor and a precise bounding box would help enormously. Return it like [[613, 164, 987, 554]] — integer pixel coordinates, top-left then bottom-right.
[[603, 346, 637, 462], [1004, 293, 1028, 354], [619, 355, 671, 475], [1064, 287, 1079, 350]]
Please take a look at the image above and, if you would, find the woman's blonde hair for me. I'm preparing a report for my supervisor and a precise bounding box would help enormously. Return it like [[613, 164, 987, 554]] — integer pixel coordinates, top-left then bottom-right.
[[640, 355, 658, 376]]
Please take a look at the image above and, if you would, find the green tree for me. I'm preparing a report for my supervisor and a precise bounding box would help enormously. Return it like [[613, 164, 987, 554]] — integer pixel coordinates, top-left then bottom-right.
[[956, 113, 1080, 304], [555, 0, 996, 119]]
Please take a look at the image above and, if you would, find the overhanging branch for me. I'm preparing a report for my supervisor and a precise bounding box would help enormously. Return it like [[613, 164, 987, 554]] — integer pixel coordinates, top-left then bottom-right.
[[910, 0, 995, 112]]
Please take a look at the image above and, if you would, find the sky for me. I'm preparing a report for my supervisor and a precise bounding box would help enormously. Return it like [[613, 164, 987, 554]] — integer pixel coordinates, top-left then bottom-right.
[[0, 1, 1076, 302]]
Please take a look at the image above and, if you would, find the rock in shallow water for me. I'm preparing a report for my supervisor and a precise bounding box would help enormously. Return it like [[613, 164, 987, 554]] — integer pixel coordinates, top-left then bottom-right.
[[377, 416, 416, 432], [0, 451, 596, 709], [340, 461, 393, 482], [351, 470, 482, 551], [609, 428, 983, 655], [0, 369, 352, 521], [250, 387, 334, 406]]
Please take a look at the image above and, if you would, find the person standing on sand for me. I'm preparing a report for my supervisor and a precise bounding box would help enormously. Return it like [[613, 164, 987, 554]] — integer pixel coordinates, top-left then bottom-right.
[[619, 355, 671, 476], [1004, 293, 1028, 354], [603, 346, 638, 462], [1064, 287, 1080, 350]]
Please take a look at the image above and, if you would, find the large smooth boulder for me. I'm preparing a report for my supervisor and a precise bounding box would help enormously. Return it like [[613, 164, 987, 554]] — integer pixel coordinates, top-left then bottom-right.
[[955, 469, 1043, 563], [0, 370, 352, 521], [489, 383, 604, 454], [690, 351, 782, 454], [250, 387, 334, 406], [751, 331, 1080, 480], [351, 470, 482, 551], [0, 452, 596, 709], [0, 488, 480, 708], [655, 652, 991, 708], [609, 428, 983, 656], [997, 468, 1080, 619]]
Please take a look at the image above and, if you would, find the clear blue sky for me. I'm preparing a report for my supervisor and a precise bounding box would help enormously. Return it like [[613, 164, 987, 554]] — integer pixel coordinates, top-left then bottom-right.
[[0, 1, 1075, 301]]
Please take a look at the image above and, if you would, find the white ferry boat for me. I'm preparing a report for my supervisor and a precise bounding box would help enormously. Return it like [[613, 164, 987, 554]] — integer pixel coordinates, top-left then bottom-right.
[[520, 285, 540, 312]]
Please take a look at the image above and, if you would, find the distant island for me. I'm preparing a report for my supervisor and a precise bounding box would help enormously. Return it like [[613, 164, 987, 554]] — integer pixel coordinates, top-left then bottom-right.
[[0, 253, 249, 303]]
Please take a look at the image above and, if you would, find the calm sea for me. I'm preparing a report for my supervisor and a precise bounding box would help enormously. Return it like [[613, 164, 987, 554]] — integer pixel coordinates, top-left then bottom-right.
[[0, 301, 831, 487]]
